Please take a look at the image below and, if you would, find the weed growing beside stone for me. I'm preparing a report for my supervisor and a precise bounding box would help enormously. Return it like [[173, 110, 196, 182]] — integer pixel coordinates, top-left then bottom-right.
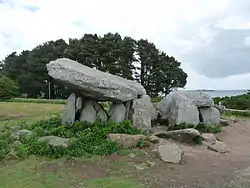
[[0, 116, 148, 161]]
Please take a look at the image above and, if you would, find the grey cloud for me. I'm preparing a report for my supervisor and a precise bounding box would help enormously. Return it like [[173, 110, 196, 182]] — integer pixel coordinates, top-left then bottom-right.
[[186, 28, 250, 78], [179, 0, 250, 78]]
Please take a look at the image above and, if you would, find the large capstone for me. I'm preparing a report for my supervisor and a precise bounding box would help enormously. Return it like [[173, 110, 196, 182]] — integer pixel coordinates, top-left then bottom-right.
[[178, 91, 214, 107], [46, 58, 146, 102], [158, 91, 200, 126]]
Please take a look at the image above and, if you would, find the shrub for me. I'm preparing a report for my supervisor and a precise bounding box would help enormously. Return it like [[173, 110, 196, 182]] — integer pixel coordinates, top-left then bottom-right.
[[213, 93, 250, 110], [0, 75, 19, 99], [1, 117, 146, 160]]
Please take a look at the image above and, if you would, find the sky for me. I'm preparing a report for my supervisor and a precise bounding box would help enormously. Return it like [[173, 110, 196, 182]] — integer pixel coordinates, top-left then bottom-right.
[[0, 0, 250, 90]]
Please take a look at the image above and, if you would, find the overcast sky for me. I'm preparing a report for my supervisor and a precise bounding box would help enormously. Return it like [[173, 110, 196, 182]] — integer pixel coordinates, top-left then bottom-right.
[[0, 0, 250, 90]]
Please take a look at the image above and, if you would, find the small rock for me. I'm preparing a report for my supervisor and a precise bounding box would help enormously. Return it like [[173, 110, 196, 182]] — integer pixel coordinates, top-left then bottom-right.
[[6, 149, 18, 160], [146, 161, 156, 167], [201, 133, 217, 144], [149, 135, 160, 144], [12, 141, 22, 149], [38, 136, 70, 148], [157, 144, 184, 164], [12, 129, 34, 139], [156, 128, 200, 144], [207, 141, 229, 154], [134, 165, 145, 170], [220, 119, 230, 127], [128, 153, 136, 158], [107, 133, 146, 148]]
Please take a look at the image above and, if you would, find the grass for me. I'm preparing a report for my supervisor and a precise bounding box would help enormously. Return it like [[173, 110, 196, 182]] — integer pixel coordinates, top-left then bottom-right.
[[0, 102, 64, 129], [0, 101, 145, 188]]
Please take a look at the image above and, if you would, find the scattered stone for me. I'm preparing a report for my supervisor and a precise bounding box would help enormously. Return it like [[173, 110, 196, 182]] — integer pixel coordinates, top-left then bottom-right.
[[207, 141, 229, 154], [128, 153, 136, 158], [149, 135, 160, 144], [107, 133, 146, 148], [199, 107, 220, 125], [155, 128, 200, 144], [10, 126, 21, 133], [131, 95, 154, 130], [146, 161, 156, 167], [157, 91, 200, 126], [38, 136, 70, 148], [46, 58, 146, 102], [6, 149, 18, 160], [109, 103, 126, 123], [79, 100, 97, 123], [214, 104, 226, 113], [220, 119, 230, 127], [12, 140, 22, 148], [201, 133, 217, 144], [11, 129, 34, 139], [62, 93, 76, 125], [157, 144, 184, 164]]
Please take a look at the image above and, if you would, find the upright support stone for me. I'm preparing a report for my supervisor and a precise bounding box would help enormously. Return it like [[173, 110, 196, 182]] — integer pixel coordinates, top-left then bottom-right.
[[79, 99, 97, 123], [124, 100, 132, 120], [131, 95, 153, 130], [94, 102, 108, 122], [109, 102, 126, 123], [62, 93, 76, 125]]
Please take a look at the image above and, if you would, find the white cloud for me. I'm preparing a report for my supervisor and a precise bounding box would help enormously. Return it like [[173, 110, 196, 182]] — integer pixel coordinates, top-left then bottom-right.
[[0, 0, 250, 90]]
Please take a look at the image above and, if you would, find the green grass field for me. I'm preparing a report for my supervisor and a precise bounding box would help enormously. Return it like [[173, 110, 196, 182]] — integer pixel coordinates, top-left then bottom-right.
[[0, 101, 144, 188]]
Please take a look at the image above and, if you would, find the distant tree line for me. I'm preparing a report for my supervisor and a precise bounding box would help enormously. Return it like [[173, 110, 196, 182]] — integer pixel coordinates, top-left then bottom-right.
[[0, 33, 187, 99]]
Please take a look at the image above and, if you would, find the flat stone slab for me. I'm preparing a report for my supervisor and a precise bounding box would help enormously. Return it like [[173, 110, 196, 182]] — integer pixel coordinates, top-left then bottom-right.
[[46, 58, 146, 102], [157, 144, 184, 164]]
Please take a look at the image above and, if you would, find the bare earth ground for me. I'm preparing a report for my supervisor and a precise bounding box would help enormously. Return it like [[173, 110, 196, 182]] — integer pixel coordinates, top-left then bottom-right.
[[1, 102, 250, 187]]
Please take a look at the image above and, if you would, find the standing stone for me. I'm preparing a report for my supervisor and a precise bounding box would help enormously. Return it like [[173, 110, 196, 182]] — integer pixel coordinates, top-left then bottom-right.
[[199, 107, 220, 125], [79, 100, 97, 123], [109, 103, 126, 122], [62, 93, 76, 125], [131, 95, 153, 130], [46, 58, 146, 102], [75, 96, 82, 112], [124, 100, 132, 120], [94, 102, 108, 122], [158, 92, 200, 126]]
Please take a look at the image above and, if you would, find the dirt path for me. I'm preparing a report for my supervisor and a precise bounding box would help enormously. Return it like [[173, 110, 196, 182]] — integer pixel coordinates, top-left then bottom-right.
[[37, 119, 250, 188], [137, 119, 250, 187]]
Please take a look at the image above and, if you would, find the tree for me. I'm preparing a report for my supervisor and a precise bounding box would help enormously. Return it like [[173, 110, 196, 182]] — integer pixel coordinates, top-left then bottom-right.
[[0, 75, 19, 99], [1, 32, 187, 99]]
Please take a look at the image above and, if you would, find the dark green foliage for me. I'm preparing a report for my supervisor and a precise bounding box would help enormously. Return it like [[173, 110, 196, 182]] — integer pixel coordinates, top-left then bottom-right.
[[1, 33, 187, 99], [1, 117, 145, 160], [0, 75, 19, 99], [213, 93, 250, 110], [168, 123, 221, 133]]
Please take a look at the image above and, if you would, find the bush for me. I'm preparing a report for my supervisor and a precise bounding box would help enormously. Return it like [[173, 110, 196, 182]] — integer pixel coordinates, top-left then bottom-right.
[[213, 93, 250, 110], [0, 75, 19, 99], [1, 117, 146, 160]]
